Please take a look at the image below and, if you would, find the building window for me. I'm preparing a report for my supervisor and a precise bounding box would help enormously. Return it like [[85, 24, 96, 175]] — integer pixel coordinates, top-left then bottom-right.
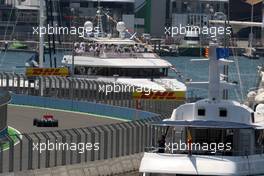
[[198, 108, 206, 116], [80, 2, 88, 8], [219, 108, 227, 117]]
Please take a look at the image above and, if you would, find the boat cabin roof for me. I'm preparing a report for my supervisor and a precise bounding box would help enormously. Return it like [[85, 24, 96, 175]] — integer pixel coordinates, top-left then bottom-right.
[[157, 99, 264, 130], [63, 55, 172, 68], [152, 120, 258, 129]]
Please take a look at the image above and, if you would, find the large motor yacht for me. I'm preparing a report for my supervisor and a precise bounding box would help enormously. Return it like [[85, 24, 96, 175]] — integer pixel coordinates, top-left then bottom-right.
[[61, 37, 186, 100], [139, 43, 264, 175], [61, 6, 186, 100]]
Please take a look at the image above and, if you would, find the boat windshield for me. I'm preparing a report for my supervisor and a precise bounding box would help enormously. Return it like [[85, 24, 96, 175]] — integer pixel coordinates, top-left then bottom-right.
[[147, 126, 264, 156], [74, 67, 169, 78]]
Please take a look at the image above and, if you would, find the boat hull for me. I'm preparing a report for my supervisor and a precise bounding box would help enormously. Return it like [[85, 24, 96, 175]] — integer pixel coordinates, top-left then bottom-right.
[[139, 152, 264, 175]]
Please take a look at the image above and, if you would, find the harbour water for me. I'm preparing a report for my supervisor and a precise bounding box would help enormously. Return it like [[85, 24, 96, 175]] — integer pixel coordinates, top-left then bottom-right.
[[0, 50, 263, 101]]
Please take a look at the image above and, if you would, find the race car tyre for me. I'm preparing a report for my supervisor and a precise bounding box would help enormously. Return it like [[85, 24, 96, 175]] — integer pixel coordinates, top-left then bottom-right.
[[53, 120, 58, 127], [33, 118, 38, 126], [36, 120, 44, 127]]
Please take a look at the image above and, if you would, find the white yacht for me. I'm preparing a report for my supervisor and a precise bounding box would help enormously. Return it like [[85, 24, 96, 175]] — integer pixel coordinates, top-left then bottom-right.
[[139, 43, 264, 175], [61, 37, 186, 100], [61, 8, 186, 100]]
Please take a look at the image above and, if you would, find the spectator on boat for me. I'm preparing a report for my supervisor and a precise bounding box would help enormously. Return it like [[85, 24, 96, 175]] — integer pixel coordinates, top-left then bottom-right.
[[74, 42, 79, 53], [89, 45, 94, 53], [157, 135, 166, 153], [4, 41, 8, 51], [133, 44, 138, 52], [144, 45, 148, 52], [74, 42, 79, 49], [102, 44, 107, 54], [79, 42, 85, 53], [111, 44, 115, 52], [95, 45, 100, 56], [80, 42, 85, 49], [116, 45, 122, 53]]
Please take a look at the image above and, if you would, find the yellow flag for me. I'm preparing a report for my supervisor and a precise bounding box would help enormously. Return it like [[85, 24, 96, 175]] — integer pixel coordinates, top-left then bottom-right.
[[187, 128, 192, 143]]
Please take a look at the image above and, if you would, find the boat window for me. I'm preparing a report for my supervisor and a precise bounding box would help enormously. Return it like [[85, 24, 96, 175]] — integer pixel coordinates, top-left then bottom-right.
[[219, 108, 227, 117], [184, 36, 200, 41], [197, 108, 206, 116], [74, 66, 168, 78], [255, 130, 264, 154], [251, 112, 255, 123]]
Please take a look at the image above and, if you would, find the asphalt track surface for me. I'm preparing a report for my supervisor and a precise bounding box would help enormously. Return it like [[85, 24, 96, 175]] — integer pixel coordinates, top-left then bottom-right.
[[7, 105, 121, 133]]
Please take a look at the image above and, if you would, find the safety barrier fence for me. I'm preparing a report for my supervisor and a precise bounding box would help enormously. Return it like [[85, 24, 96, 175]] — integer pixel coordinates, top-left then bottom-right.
[[0, 72, 184, 115], [0, 91, 170, 173], [10, 94, 157, 121], [0, 115, 168, 173]]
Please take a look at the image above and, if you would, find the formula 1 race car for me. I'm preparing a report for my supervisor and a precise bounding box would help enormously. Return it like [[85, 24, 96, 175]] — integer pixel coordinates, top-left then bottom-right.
[[33, 115, 58, 127]]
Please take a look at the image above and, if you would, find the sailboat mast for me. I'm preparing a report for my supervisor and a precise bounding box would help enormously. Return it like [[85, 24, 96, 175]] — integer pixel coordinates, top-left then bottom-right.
[[97, 0, 104, 37], [223, 0, 230, 100], [250, 4, 254, 49], [39, 0, 45, 68], [262, 0, 264, 45]]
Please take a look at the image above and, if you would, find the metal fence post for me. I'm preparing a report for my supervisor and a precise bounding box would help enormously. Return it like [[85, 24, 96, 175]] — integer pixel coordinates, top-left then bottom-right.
[[64, 130, 73, 164], [0, 142, 3, 173], [101, 125, 110, 160], [15, 133, 23, 171], [24, 134, 33, 170], [41, 132, 50, 168], [108, 124, 116, 158], [123, 123, 133, 155], [32, 133, 41, 169], [94, 127, 103, 160], [4, 72, 9, 91], [0, 72, 3, 88], [6, 135, 14, 172], [72, 128, 81, 163], [79, 128, 88, 162], [57, 130, 66, 166], [118, 123, 127, 156]]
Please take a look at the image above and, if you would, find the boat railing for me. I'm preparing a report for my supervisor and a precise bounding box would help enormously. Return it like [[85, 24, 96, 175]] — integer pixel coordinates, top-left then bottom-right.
[[247, 87, 260, 92], [74, 51, 157, 59], [100, 52, 145, 58], [74, 52, 100, 57]]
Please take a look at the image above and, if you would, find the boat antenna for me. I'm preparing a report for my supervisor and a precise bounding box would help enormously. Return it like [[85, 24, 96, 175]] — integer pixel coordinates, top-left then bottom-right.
[[208, 43, 221, 101], [189, 42, 234, 102], [96, 0, 104, 37], [39, 0, 45, 68], [39, 0, 46, 96]]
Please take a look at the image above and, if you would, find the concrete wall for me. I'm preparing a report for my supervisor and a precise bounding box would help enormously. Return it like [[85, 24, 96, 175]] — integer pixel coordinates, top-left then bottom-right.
[[0, 153, 143, 176]]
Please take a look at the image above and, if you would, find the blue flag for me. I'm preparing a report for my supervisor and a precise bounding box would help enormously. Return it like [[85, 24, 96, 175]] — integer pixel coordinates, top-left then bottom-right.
[[216, 48, 229, 59]]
